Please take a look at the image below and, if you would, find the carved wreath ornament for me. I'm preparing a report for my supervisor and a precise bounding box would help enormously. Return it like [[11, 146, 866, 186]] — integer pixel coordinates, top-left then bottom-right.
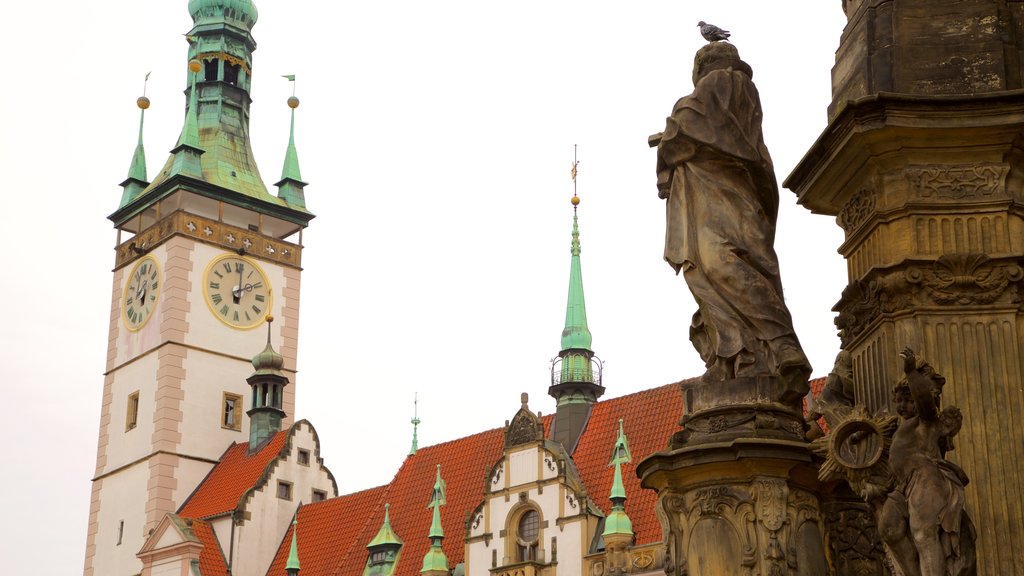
[[812, 406, 899, 492]]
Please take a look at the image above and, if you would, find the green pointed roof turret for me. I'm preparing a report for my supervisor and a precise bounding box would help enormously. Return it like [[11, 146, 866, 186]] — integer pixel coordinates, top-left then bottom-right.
[[251, 315, 285, 376], [167, 57, 205, 179], [111, 0, 314, 232], [368, 504, 403, 548], [286, 514, 301, 575], [119, 85, 152, 208], [275, 78, 309, 208], [560, 195, 592, 352], [246, 316, 289, 452], [549, 148, 604, 454], [420, 465, 449, 574], [602, 419, 633, 538]]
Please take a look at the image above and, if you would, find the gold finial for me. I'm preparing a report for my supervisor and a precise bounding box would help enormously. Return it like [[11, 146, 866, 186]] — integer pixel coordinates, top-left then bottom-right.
[[188, 59, 202, 73], [266, 314, 275, 324], [570, 144, 580, 206], [137, 96, 151, 110], [287, 96, 300, 109]]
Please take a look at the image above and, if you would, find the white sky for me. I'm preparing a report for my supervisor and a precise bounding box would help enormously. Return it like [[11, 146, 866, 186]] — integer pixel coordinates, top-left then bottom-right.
[[0, 2, 848, 573]]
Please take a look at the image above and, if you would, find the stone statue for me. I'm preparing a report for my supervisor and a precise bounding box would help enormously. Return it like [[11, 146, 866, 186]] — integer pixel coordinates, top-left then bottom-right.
[[867, 348, 976, 576], [652, 42, 811, 393], [814, 348, 976, 576]]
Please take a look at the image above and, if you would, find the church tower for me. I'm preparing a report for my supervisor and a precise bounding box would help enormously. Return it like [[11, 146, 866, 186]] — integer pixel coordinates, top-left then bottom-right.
[[84, 2, 314, 574]]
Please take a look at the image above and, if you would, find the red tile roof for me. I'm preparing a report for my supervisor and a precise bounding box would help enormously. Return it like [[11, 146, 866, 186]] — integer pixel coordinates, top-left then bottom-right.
[[178, 431, 289, 519], [192, 520, 229, 576], [263, 378, 835, 575], [573, 382, 683, 545], [265, 485, 388, 576]]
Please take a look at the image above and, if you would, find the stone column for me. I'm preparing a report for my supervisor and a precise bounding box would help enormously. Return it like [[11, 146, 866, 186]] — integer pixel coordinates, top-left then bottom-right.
[[785, 2, 1024, 574]]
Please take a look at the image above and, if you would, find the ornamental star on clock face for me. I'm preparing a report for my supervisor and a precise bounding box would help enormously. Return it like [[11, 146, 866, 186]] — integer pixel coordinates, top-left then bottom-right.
[[124, 256, 161, 331], [203, 255, 272, 329]]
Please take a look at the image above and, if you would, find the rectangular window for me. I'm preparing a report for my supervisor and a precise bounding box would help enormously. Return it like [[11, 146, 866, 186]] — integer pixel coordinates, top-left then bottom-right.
[[223, 392, 243, 431], [126, 391, 140, 431], [297, 448, 310, 466], [277, 481, 293, 501], [312, 489, 327, 502]]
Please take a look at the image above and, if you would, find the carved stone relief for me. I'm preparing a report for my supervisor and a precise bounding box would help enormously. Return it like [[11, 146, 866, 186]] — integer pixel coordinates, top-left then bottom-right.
[[905, 164, 1009, 200], [835, 254, 1023, 342], [837, 187, 877, 233], [658, 480, 824, 576]]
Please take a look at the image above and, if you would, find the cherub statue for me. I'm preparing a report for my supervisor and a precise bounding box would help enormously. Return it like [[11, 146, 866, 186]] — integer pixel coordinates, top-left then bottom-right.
[[864, 348, 976, 576]]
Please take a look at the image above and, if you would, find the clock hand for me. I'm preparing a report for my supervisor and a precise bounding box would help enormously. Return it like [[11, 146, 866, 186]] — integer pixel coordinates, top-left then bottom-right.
[[233, 263, 245, 304]]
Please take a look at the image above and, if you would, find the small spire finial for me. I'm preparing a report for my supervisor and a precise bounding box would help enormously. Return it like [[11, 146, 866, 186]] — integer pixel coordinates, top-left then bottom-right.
[[410, 393, 421, 456], [521, 392, 529, 408], [119, 71, 153, 208]]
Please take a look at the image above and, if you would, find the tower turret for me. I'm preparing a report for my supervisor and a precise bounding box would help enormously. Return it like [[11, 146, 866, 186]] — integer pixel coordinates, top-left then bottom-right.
[[364, 504, 404, 576], [275, 79, 308, 208], [549, 151, 604, 453], [247, 316, 288, 452], [602, 420, 634, 574], [420, 465, 449, 576], [119, 80, 151, 207]]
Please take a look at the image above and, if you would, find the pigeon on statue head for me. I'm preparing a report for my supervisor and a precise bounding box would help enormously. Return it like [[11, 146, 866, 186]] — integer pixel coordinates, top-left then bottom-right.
[[697, 21, 730, 42]]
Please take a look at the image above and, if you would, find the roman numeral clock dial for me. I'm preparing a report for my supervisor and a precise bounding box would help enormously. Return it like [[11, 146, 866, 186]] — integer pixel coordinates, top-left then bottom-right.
[[203, 255, 272, 329], [123, 255, 161, 331]]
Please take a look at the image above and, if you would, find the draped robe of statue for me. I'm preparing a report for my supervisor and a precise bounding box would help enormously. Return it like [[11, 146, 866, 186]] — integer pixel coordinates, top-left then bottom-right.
[[656, 53, 811, 387]]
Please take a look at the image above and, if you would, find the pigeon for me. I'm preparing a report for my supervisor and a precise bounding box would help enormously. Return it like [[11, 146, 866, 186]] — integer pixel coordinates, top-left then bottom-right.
[[698, 21, 730, 42]]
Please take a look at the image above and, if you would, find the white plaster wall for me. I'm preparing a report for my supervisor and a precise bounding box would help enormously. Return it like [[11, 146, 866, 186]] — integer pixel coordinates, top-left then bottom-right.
[[105, 353, 160, 470], [230, 423, 336, 576], [509, 448, 539, 488], [186, 243, 290, 358], [113, 243, 173, 367], [211, 517, 232, 564], [92, 463, 149, 576], [178, 350, 251, 459], [174, 458, 216, 512], [466, 537, 493, 576], [555, 518, 584, 576]]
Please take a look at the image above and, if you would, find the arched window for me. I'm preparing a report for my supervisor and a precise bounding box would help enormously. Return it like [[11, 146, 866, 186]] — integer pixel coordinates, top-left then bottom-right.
[[516, 509, 539, 562]]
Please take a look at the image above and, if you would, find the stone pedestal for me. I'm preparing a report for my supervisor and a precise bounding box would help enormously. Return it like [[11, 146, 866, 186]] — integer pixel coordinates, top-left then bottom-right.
[[675, 377, 807, 447], [638, 439, 829, 576]]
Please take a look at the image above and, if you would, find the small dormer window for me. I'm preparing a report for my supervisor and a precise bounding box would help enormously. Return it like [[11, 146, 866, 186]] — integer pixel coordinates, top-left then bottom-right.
[[370, 550, 389, 565]]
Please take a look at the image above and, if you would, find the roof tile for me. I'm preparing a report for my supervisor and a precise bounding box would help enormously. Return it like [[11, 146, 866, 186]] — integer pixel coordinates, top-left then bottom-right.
[[179, 431, 289, 519]]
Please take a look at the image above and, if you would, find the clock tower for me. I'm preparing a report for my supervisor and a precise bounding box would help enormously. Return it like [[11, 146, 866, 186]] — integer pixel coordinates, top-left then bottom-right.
[[83, 2, 314, 575]]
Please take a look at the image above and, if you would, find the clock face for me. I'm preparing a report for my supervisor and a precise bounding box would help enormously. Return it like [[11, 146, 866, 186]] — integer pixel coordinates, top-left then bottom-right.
[[123, 256, 161, 331], [203, 255, 272, 329]]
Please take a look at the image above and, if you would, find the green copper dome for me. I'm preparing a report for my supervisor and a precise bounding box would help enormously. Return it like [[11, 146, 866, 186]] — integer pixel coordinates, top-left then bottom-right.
[[189, 0, 258, 27]]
